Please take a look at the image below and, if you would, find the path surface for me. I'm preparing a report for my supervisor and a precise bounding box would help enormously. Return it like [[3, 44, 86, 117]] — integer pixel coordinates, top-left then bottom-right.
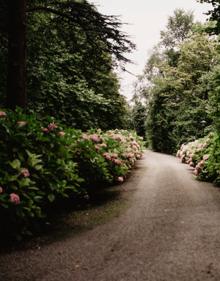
[[1, 151, 220, 281]]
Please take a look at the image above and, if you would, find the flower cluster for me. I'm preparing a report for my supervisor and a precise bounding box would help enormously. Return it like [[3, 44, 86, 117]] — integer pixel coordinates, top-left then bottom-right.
[[82, 133, 102, 143], [20, 168, 30, 178], [58, 131, 65, 137], [10, 193, 20, 205], [102, 152, 122, 165], [0, 109, 144, 237], [0, 111, 7, 118], [77, 129, 144, 185], [177, 134, 212, 178], [42, 122, 58, 133]]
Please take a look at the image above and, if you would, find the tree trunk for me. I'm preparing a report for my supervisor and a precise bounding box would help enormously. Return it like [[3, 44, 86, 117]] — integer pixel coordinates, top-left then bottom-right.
[[7, 0, 27, 109]]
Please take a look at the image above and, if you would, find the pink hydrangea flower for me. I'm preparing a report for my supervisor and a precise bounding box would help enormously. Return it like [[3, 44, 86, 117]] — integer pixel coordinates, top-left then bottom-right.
[[9, 193, 20, 205], [48, 122, 58, 131], [196, 160, 205, 169], [103, 152, 112, 161], [0, 186, 3, 194], [127, 153, 135, 159], [81, 133, 90, 140], [136, 153, 142, 160], [42, 127, 49, 133], [90, 134, 101, 143], [193, 169, 199, 176], [203, 154, 209, 161], [180, 156, 185, 163], [58, 131, 65, 137], [21, 168, 30, 178], [99, 143, 107, 148], [17, 121, 27, 127], [113, 159, 122, 165], [111, 153, 118, 159], [117, 177, 124, 183], [112, 134, 124, 142], [198, 143, 204, 149], [180, 144, 185, 150], [131, 141, 140, 148], [95, 144, 101, 151], [0, 111, 6, 118]]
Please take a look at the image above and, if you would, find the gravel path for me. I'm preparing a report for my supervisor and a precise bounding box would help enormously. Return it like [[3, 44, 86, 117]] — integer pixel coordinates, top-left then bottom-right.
[[1, 150, 220, 281]]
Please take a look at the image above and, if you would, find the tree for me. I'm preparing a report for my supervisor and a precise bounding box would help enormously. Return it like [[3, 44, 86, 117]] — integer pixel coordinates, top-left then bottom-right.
[[198, 0, 220, 134], [131, 102, 147, 138], [198, 0, 220, 34], [2, 0, 134, 109], [153, 33, 218, 152], [25, 10, 130, 129], [133, 8, 219, 153], [7, 0, 27, 109], [199, 66, 220, 133], [160, 9, 194, 48], [132, 9, 195, 150], [160, 9, 194, 69], [0, 1, 7, 105]]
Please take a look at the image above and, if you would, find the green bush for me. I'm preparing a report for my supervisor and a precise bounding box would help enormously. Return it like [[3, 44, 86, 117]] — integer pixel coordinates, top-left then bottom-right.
[[177, 132, 220, 186], [199, 134, 220, 185], [0, 109, 144, 236], [75, 129, 143, 188], [0, 109, 83, 235]]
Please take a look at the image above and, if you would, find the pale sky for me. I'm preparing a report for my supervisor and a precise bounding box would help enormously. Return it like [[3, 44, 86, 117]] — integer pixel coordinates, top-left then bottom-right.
[[91, 0, 211, 100]]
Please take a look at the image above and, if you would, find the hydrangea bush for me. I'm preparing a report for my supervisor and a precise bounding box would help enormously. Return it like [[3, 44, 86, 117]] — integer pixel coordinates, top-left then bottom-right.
[[177, 133, 220, 186], [0, 109, 144, 236], [75, 129, 143, 187]]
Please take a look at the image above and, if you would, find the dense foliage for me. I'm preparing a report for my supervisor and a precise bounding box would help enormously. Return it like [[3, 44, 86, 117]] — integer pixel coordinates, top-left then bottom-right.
[[2, 0, 220, 237], [0, 0, 142, 239], [0, 109, 143, 237], [0, 0, 134, 129], [132, 5, 220, 186], [131, 101, 147, 138], [133, 9, 220, 153], [177, 133, 220, 186], [198, 0, 220, 35]]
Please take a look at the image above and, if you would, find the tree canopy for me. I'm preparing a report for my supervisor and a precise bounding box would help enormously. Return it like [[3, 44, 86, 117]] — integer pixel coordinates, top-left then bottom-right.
[[0, 0, 135, 130], [133, 8, 220, 153]]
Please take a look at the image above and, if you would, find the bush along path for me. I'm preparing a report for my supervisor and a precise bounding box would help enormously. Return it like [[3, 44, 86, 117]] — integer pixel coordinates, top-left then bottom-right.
[[0, 109, 144, 238], [176, 133, 220, 186]]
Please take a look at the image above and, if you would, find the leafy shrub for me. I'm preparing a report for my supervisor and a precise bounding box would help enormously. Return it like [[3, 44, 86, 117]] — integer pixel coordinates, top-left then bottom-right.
[[177, 132, 220, 186], [74, 129, 144, 188], [200, 134, 220, 185], [0, 109, 83, 235], [0, 109, 144, 236]]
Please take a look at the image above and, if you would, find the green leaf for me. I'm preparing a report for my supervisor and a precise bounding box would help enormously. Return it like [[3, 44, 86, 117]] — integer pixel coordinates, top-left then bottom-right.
[[9, 159, 21, 170], [48, 194, 55, 202], [19, 178, 31, 187]]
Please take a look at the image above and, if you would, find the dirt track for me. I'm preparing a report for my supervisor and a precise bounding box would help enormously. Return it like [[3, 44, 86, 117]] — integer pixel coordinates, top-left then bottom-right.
[[1, 150, 220, 281]]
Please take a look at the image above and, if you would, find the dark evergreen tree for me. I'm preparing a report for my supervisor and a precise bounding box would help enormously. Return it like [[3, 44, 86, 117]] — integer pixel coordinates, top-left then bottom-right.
[[1, 0, 134, 110]]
